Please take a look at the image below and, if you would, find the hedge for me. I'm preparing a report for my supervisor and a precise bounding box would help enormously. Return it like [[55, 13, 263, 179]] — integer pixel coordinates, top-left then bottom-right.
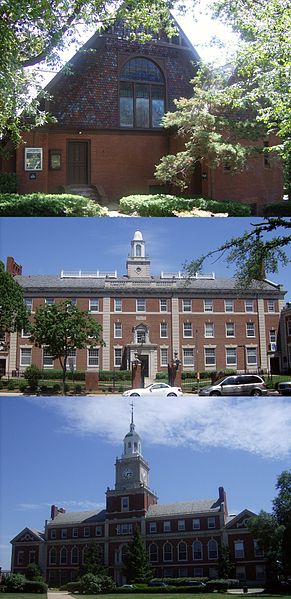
[[264, 201, 291, 216], [23, 580, 48, 593], [205, 579, 240, 591], [119, 194, 251, 217], [0, 193, 105, 216], [99, 370, 131, 381], [0, 172, 17, 193]]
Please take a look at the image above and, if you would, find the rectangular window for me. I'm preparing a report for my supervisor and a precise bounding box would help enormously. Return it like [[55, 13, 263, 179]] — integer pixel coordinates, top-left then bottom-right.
[[17, 551, 24, 566], [182, 299, 192, 312], [136, 298, 146, 312], [160, 348, 168, 367], [88, 347, 99, 367], [160, 322, 168, 338], [29, 550, 36, 564], [236, 566, 246, 581], [114, 348, 122, 367], [72, 528, 78, 538], [204, 348, 216, 367], [114, 299, 122, 312], [192, 518, 200, 530], [204, 299, 213, 312], [254, 540, 264, 558], [95, 526, 102, 536], [225, 299, 234, 312], [178, 519, 185, 531], [25, 298, 33, 313], [226, 347, 237, 366], [50, 529, 56, 539], [116, 523, 133, 535], [160, 299, 168, 312], [114, 322, 122, 338], [61, 529, 67, 539], [268, 300, 275, 312], [269, 329, 276, 343], [205, 322, 214, 337], [89, 299, 99, 312], [163, 521, 171, 532], [121, 496, 129, 512], [84, 527, 90, 537], [256, 565, 266, 581], [20, 347, 32, 367], [226, 322, 235, 337], [149, 522, 157, 533], [67, 349, 76, 371], [43, 348, 54, 368], [234, 541, 245, 559], [287, 321, 291, 336], [246, 347, 257, 365], [246, 322, 255, 337], [183, 322, 193, 337], [194, 567, 203, 577], [245, 299, 254, 312], [183, 348, 194, 367], [45, 298, 54, 305], [208, 517, 216, 529], [21, 326, 31, 338], [25, 147, 43, 170]]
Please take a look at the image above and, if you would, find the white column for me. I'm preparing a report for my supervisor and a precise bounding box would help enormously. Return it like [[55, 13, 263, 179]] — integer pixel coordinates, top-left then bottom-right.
[[258, 298, 268, 370], [102, 298, 111, 370], [8, 332, 17, 374], [171, 298, 180, 359]]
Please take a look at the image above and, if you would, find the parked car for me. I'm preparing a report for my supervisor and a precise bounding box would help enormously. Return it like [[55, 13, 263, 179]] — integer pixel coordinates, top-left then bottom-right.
[[120, 585, 136, 589], [199, 374, 268, 396], [183, 581, 206, 587], [148, 581, 170, 588], [277, 380, 291, 395], [123, 383, 183, 397]]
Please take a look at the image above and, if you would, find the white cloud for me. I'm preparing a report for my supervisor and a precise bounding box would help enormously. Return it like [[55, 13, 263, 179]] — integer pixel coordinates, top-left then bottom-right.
[[32, 397, 291, 460]]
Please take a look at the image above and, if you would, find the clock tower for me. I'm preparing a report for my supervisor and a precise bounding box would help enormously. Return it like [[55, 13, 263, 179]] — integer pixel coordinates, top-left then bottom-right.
[[126, 231, 151, 278], [106, 407, 157, 516]]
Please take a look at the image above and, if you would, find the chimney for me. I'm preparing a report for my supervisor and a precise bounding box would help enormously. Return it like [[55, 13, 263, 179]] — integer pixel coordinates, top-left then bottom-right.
[[218, 486, 228, 515], [6, 257, 22, 276], [50, 505, 66, 520]]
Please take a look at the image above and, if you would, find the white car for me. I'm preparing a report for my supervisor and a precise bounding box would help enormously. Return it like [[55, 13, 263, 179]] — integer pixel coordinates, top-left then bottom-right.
[[123, 383, 183, 397]]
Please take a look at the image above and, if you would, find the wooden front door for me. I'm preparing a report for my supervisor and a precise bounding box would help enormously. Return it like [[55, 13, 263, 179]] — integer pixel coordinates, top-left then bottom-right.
[[67, 141, 89, 184]]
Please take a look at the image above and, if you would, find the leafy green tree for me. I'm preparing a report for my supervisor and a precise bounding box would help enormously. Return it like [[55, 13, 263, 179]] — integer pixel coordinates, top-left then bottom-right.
[[123, 527, 153, 583], [79, 543, 107, 577], [24, 364, 42, 393], [5, 574, 26, 591], [0, 261, 28, 336], [273, 471, 291, 577], [217, 544, 235, 579], [29, 300, 104, 394], [79, 573, 115, 593], [25, 563, 43, 581]]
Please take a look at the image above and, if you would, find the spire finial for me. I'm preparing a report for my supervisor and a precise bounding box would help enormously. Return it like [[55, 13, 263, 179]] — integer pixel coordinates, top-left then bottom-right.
[[130, 401, 135, 431]]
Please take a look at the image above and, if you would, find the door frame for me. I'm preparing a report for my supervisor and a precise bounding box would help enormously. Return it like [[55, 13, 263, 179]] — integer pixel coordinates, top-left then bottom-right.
[[66, 139, 91, 185]]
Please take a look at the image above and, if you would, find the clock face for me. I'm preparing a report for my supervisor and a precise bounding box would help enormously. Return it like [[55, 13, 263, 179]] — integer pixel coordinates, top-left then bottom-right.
[[122, 467, 133, 479], [141, 469, 147, 482]]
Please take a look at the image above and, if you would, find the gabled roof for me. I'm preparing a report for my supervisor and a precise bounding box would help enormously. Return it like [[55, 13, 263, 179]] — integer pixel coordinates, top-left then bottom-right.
[[11, 527, 45, 544], [47, 508, 106, 526], [225, 508, 257, 529], [145, 498, 221, 518]]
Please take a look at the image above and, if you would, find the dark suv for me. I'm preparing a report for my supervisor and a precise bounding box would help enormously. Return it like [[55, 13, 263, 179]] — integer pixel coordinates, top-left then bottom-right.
[[199, 374, 268, 396]]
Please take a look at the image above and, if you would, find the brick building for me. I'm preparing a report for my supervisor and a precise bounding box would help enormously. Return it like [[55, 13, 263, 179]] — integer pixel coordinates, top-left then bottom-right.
[[2, 20, 282, 213], [3, 230, 286, 379], [278, 302, 291, 373], [11, 412, 266, 585]]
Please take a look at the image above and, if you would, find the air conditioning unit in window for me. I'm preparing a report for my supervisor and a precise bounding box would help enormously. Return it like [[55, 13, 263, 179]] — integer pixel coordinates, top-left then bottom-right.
[[269, 342, 277, 352]]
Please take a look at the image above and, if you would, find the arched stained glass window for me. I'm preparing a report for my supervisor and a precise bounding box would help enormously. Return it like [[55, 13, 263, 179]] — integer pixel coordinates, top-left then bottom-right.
[[120, 58, 165, 129]]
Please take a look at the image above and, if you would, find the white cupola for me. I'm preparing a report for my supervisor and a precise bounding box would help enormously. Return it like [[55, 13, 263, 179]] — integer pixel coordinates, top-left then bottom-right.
[[126, 231, 151, 278]]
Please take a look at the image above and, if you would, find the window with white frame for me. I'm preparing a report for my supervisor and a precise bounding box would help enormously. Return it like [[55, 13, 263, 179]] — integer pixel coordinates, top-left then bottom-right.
[[116, 523, 132, 535], [288, 320, 291, 336], [246, 322, 255, 337], [225, 299, 234, 312], [160, 348, 168, 367], [72, 528, 78, 538], [17, 551, 24, 565], [50, 529, 56, 539], [163, 520, 171, 532], [204, 299, 213, 312], [49, 547, 57, 565], [194, 567, 203, 577], [160, 299, 168, 312], [71, 546, 79, 565], [182, 299, 192, 312], [267, 299, 275, 312], [21, 325, 31, 338], [269, 329, 276, 343], [245, 299, 254, 312], [208, 517, 216, 529], [205, 322, 214, 337], [178, 541, 187, 561], [114, 348, 122, 367], [88, 347, 99, 367], [114, 322, 122, 338], [95, 526, 102, 536], [136, 325, 147, 343], [178, 519, 185, 531], [60, 547, 68, 565], [192, 518, 200, 530], [254, 540, 264, 557], [114, 299, 122, 312], [226, 322, 235, 337], [29, 550, 36, 564], [43, 348, 54, 368], [149, 543, 158, 561], [25, 298, 33, 312], [163, 542, 173, 561], [121, 496, 129, 511], [192, 540, 202, 560], [160, 322, 168, 338], [208, 539, 218, 559], [61, 528, 67, 539], [183, 321, 193, 337], [226, 347, 237, 366], [83, 527, 89, 537], [183, 348, 194, 367], [246, 347, 257, 365], [136, 298, 146, 312], [234, 540, 245, 558], [20, 347, 32, 367], [149, 522, 157, 533], [25, 147, 43, 170], [89, 299, 99, 312], [179, 567, 188, 577], [204, 348, 216, 367], [67, 349, 76, 370], [45, 298, 54, 305]]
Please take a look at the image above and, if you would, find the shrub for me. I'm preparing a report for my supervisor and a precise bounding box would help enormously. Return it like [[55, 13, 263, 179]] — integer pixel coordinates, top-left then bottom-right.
[[23, 580, 48, 593], [74, 383, 83, 394], [25, 563, 43, 581], [79, 573, 116, 594], [0, 380, 3, 389], [24, 364, 42, 391], [7, 380, 15, 390], [99, 370, 131, 381], [264, 202, 291, 216], [63, 581, 81, 592], [39, 369, 85, 381], [52, 383, 61, 393], [0, 193, 105, 217], [5, 573, 27, 591], [155, 372, 168, 380], [18, 381, 28, 393], [205, 579, 240, 592], [119, 194, 251, 217], [0, 172, 17, 193]]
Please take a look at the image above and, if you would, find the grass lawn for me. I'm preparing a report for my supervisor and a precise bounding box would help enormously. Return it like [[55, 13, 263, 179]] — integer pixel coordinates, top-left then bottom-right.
[[0, 595, 47, 599], [70, 595, 291, 599]]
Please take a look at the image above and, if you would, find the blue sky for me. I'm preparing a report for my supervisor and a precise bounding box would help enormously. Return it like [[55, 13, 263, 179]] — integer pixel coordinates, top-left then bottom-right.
[[1, 396, 291, 570], [0, 217, 290, 301]]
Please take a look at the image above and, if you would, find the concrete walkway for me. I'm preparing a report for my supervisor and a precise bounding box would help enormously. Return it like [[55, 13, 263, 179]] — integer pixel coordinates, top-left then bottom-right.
[[48, 592, 70, 599]]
